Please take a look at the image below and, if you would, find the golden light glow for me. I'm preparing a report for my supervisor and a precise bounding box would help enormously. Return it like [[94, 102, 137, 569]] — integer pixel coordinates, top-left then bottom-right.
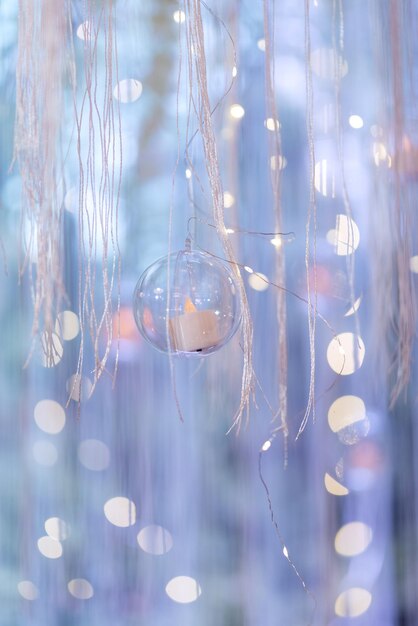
[[270, 237, 282, 248], [173, 10, 186, 23], [265, 118, 280, 132], [230, 104, 245, 119], [223, 191, 235, 208], [184, 297, 197, 313], [349, 114, 364, 129], [324, 473, 349, 496], [248, 272, 269, 292], [373, 142, 392, 167], [334, 521, 372, 557], [335, 588, 372, 617]]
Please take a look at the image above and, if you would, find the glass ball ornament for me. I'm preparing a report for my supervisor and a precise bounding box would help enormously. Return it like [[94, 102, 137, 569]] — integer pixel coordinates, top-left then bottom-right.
[[133, 247, 241, 356]]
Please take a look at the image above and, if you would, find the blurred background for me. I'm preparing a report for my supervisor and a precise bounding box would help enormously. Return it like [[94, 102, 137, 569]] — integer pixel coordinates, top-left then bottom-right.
[[0, 0, 416, 624]]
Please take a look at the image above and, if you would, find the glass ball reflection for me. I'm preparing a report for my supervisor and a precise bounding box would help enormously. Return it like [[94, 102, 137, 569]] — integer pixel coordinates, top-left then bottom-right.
[[133, 249, 241, 356]]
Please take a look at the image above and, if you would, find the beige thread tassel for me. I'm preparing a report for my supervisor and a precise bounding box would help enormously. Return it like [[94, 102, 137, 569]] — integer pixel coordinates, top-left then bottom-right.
[[184, 0, 254, 431]]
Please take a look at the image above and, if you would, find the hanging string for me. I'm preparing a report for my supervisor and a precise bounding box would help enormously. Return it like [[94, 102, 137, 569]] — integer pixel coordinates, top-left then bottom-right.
[[297, 0, 318, 439], [388, 0, 414, 406], [165, 0, 186, 423], [258, 443, 317, 625], [263, 0, 289, 464], [332, 0, 361, 351], [183, 0, 255, 432]]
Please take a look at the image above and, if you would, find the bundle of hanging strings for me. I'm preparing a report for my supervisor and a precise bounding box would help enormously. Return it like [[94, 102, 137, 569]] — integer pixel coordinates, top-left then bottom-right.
[[13, 0, 122, 394], [13, 0, 73, 355], [182, 0, 255, 432], [369, 0, 416, 405], [73, 0, 122, 395]]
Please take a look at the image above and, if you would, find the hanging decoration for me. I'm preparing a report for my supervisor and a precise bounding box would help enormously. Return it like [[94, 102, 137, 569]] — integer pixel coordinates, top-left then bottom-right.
[[133, 243, 241, 355]]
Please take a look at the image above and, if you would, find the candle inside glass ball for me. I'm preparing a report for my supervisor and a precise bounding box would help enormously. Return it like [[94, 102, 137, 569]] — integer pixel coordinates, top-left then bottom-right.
[[132, 249, 241, 356]]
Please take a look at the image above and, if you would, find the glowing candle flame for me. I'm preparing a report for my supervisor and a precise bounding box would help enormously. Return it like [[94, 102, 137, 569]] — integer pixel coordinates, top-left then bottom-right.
[[184, 297, 197, 313]]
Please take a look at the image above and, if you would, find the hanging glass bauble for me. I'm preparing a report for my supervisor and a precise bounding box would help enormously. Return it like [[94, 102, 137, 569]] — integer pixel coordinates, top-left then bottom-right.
[[133, 247, 241, 356]]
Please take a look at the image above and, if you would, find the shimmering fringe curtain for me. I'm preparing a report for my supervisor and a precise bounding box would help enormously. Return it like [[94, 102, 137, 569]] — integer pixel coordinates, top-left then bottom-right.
[[13, 0, 121, 394], [183, 0, 255, 432], [262, 0, 288, 458], [74, 1, 122, 395], [370, 0, 416, 405], [13, 0, 72, 349], [298, 0, 317, 437]]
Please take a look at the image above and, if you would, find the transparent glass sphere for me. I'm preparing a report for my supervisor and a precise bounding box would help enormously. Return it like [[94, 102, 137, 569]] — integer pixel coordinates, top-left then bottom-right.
[[133, 248, 241, 356]]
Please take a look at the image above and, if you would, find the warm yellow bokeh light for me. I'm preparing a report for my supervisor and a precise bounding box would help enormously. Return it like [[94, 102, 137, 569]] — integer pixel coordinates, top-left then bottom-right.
[[324, 473, 349, 496], [248, 272, 269, 292], [328, 395, 366, 433], [334, 214, 360, 256], [223, 192, 235, 208], [334, 521, 372, 557], [104, 497, 136, 527], [55, 311, 80, 341], [165, 576, 201, 604], [230, 104, 245, 119], [34, 399, 66, 435], [335, 588, 372, 617], [327, 333, 365, 375], [173, 10, 185, 23], [349, 114, 364, 129], [265, 118, 280, 131]]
